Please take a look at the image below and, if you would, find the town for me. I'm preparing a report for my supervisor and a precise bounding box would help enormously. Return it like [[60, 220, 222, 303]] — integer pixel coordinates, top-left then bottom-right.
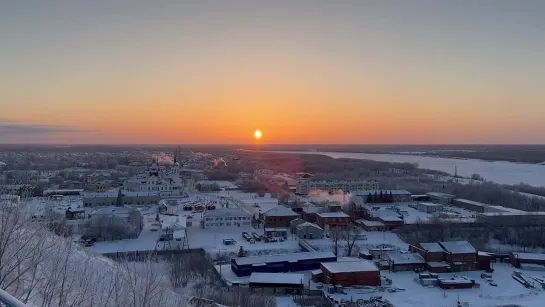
[[1, 147, 545, 307]]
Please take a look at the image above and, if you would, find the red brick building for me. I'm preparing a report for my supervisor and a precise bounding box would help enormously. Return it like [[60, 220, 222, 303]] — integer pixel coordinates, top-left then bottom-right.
[[320, 261, 381, 287], [316, 212, 350, 230], [509, 252, 545, 268], [261, 206, 299, 228], [410, 243, 445, 262], [438, 241, 478, 271]]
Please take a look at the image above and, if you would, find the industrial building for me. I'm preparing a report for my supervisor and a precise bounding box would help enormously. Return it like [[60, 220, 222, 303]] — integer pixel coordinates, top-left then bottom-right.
[[509, 252, 545, 269], [355, 219, 386, 231], [426, 192, 455, 205], [320, 261, 380, 286], [417, 202, 443, 214], [231, 251, 337, 277], [382, 252, 426, 272], [438, 241, 478, 271], [248, 273, 304, 294]]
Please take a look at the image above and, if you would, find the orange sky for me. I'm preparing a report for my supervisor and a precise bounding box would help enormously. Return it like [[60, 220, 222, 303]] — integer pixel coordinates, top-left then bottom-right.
[[1, 1, 545, 144]]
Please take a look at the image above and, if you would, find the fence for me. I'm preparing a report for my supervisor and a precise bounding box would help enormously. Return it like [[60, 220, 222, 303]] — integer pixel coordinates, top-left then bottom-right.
[[101, 248, 205, 261], [0, 288, 27, 307]]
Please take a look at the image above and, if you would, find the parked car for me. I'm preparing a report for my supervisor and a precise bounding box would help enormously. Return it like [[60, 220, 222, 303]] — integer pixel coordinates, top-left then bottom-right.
[[251, 233, 262, 241], [242, 232, 252, 241]]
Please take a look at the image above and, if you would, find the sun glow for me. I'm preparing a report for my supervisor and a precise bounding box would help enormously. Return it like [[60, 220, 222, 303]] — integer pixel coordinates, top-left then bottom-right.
[[254, 129, 262, 139]]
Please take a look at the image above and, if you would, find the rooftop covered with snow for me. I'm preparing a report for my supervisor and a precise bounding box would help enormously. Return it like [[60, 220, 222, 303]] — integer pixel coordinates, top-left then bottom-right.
[[321, 260, 378, 273], [439, 241, 476, 254], [249, 273, 304, 285]]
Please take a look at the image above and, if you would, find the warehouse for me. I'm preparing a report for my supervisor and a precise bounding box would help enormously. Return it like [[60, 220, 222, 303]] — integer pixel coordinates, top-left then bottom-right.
[[249, 273, 304, 294], [439, 241, 478, 271], [410, 242, 445, 262], [321, 261, 380, 286], [355, 219, 386, 231], [231, 251, 337, 277], [510, 252, 545, 268], [452, 198, 489, 212], [417, 202, 443, 214], [426, 192, 455, 205], [382, 252, 425, 272]]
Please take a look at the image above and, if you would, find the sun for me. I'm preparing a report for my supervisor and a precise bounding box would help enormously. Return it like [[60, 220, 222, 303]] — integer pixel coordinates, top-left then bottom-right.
[[254, 129, 262, 139]]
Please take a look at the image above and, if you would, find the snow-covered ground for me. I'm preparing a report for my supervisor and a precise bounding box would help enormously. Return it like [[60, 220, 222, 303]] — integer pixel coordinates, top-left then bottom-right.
[[276, 151, 545, 186], [326, 263, 544, 307], [187, 225, 300, 256], [306, 231, 410, 256]]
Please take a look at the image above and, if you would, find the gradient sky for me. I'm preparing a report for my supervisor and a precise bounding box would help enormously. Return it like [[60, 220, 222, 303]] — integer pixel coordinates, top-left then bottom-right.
[[1, 0, 545, 144]]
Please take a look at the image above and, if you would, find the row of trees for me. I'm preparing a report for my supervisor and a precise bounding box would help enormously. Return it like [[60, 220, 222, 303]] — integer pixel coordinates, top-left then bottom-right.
[[366, 191, 395, 203]]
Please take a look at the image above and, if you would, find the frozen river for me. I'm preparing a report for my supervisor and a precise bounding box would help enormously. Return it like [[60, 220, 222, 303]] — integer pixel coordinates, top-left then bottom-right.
[[275, 151, 545, 187]]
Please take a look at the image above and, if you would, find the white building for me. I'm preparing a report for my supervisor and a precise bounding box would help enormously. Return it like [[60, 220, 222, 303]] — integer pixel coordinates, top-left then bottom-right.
[[123, 162, 184, 197], [202, 208, 252, 228]]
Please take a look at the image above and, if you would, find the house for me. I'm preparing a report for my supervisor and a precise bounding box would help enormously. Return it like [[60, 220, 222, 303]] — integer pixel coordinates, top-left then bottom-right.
[[300, 203, 323, 223], [355, 219, 385, 231], [295, 222, 324, 239], [417, 202, 443, 214], [438, 278, 475, 290], [410, 242, 445, 262], [439, 241, 478, 271], [316, 212, 350, 230], [261, 206, 298, 228], [320, 261, 380, 286], [249, 273, 304, 295], [231, 251, 337, 277], [202, 208, 252, 228], [382, 252, 425, 272], [290, 218, 306, 233]]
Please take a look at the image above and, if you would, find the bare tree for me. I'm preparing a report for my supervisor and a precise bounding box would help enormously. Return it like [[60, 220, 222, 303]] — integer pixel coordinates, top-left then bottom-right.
[[343, 225, 362, 257]]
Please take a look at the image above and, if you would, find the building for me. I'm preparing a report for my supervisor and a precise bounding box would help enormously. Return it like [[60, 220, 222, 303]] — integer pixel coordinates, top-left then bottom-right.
[[231, 251, 337, 277], [417, 202, 443, 214], [261, 206, 298, 228], [476, 210, 545, 225], [439, 241, 478, 271], [509, 252, 545, 269], [123, 162, 184, 197], [437, 278, 475, 290], [43, 189, 84, 196], [426, 192, 455, 205], [320, 261, 380, 286], [426, 262, 450, 273], [296, 180, 378, 195], [249, 273, 304, 294], [410, 242, 445, 262], [294, 222, 324, 239], [477, 251, 492, 271], [375, 214, 404, 230], [351, 190, 412, 205], [315, 212, 350, 230], [452, 198, 489, 212], [83, 191, 160, 207], [355, 219, 386, 231], [289, 218, 306, 233], [202, 208, 252, 228], [382, 252, 426, 272]]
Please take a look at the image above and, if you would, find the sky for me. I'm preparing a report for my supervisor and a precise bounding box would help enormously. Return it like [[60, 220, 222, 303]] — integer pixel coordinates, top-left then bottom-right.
[[1, 0, 545, 144]]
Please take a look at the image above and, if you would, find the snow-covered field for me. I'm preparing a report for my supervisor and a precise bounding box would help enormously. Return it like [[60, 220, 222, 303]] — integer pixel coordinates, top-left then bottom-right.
[[203, 190, 280, 215], [277, 151, 545, 186]]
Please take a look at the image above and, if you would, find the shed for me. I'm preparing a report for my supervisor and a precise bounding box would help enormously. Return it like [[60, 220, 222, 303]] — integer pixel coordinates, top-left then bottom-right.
[[383, 252, 425, 272], [249, 273, 304, 294]]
